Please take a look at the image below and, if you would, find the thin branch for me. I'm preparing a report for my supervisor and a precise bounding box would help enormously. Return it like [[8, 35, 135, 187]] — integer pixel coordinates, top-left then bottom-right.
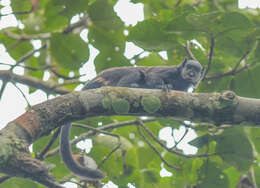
[[11, 81, 31, 108], [73, 123, 122, 169], [2, 30, 51, 40], [44, 118, 157, 158], [0, 62, 51, 71], [171, 127, 189, 149], [204, 36, 215, 77], [37, 128, 61, 160], [63, 14, 89, 34], [10, 43, 47, 71], [233, 50, 250, 72], [137, 120, 216, 158], [50, 68, 86, 80], [0, 70, 70, 94], [137, 124, 180, 170], [249, 167, 257, 188], [183, 41, 198, 61], [98, 142, 121, 169], [6, 39, 22, 52], [0, 81, 7, 99], [174, 0, 182, 8], [205, 62, 256, 80], [74, 123, 120, 137]]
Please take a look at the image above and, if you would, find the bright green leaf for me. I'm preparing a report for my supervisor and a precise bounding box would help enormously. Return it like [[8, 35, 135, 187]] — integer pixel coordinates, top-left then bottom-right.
[[50, 33, 89, 70]]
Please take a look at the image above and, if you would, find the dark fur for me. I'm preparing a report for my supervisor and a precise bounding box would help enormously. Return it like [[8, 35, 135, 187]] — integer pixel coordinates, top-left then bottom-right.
[[84, 59, 203, 91], [60, 59, 203, 180]]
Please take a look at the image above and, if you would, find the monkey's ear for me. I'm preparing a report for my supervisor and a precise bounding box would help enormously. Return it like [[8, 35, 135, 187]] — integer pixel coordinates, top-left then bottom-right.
[[182, 57, 188, 66]]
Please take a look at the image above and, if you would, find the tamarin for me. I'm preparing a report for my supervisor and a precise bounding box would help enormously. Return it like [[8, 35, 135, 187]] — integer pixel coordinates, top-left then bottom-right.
[[60, 58, 204, 180]]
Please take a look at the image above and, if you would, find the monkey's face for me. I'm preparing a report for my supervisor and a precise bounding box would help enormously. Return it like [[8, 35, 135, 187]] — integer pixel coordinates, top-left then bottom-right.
[[181, 60, 203, 85]]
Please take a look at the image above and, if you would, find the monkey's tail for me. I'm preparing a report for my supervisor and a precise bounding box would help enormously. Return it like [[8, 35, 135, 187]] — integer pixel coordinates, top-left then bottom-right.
[[60, 123, 105, 180]]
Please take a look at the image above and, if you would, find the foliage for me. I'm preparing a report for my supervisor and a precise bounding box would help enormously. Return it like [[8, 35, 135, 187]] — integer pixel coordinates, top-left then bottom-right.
[[1, 0, 260, 187]]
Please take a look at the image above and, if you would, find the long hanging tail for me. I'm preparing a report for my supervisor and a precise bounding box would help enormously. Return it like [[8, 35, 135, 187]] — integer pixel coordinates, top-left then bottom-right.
[[60, 123, 104, 180]]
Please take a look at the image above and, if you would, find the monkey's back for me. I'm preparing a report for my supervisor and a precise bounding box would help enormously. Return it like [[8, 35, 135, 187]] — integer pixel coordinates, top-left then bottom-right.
[[83, 66, 176, 90]]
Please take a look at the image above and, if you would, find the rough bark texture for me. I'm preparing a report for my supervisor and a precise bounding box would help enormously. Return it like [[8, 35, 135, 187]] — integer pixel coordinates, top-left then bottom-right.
[[0, 87, 259, 186]]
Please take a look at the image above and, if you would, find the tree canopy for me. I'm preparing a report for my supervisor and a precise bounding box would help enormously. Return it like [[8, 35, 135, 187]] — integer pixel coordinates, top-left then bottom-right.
[[0, 0, 260, 187]]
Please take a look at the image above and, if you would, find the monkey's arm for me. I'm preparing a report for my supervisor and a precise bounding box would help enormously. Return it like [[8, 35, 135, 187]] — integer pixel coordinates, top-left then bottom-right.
[[145, 67, 179, 90], [60, 123, 104, 180]]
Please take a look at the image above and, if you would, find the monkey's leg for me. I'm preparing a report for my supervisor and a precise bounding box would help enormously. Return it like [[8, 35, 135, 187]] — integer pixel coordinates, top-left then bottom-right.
[[145, 75, 167, 89], [116, 71, 143, 88]]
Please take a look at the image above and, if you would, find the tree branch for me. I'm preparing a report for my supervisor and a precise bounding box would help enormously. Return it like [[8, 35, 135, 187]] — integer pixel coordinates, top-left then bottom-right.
[[1, 87, 260, 185], [0, 70, 70, 95]]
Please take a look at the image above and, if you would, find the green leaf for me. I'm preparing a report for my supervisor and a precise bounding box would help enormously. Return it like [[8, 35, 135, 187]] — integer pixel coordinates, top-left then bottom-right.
[[189, 134, 213, 148], [50, 33, 89, 70], [198, 161, 229, 188], [94, 52, 130, 73], [255, 40, 260, 61], [249, 127, 260, 153], [224, 167, 241, 188], [88, 26, 125, 53], [233, 63, 260, 98], [44, 2, 68, 30], [0, 177, 44, 188], [253, 165, 260, 187], [128, 19, 178, 51], [10, 0, 32, 19], [136, 53, 167, 66], [215, 128, 254, 171], [88, 0, 124, 30], [54, 0, 90, 19], [0, 33, 34, 60], [24, 56, 44, 81]]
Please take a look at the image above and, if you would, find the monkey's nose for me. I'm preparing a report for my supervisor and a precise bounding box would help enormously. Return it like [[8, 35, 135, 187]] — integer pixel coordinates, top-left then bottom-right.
[[189, 72, 195, 77]]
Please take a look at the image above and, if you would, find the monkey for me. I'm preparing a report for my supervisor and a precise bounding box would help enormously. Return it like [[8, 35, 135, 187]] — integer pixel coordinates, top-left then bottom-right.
[[60, 58, 204, 180], [83, 58, 203, 91]]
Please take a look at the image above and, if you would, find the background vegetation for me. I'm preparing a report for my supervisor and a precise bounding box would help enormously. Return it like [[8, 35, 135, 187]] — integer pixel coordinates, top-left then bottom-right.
[[0, 0, 260, 187]]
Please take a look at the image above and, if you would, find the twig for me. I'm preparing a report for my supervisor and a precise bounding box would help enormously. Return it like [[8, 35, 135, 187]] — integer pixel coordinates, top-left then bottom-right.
[[249, 167, 257, 188], [171, 127, 189, 149], [63, 14, 89, 34], [37, 128, 61, 160], [0, 9, 32, 17], [204, 36, 215, 77], [11, 81, 31, 108], [183, 41, 198, 61], [50, 68, 86, 80], [44, 118, 157, 158], [2, 30, 51, 40], [0, 81, 7, 99], [137, 120, 216, 158], [137, 124, 180, 170], [10, 43, 47, 71], [72, 123, 122, 169], [205, 62, 256, 80], [174, 0, 182, 8], [233, 50, 250, 72], [98, 141, 121, 169], [0, 70, 70, 94], [6, 39, 22, 52]]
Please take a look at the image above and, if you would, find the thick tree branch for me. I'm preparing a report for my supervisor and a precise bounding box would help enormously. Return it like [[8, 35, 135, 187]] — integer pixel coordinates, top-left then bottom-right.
[[0, 87, 260, 186]]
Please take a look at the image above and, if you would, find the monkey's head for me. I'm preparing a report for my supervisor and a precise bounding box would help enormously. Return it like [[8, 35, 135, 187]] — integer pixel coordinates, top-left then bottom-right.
[[179, 58, 204, 88]]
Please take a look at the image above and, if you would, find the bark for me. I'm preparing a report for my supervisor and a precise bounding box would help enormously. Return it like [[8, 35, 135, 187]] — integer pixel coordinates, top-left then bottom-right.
[[0, 86, 259, 186]]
